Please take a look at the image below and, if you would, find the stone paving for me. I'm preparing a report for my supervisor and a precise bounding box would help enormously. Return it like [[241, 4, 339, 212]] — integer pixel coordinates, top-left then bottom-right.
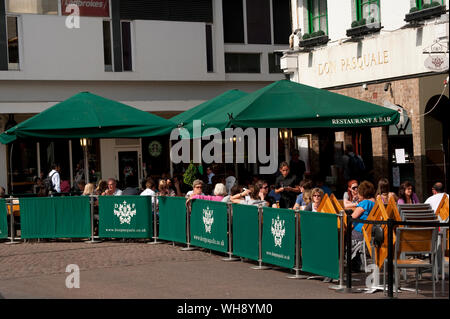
[[0, 239, 447, 299]]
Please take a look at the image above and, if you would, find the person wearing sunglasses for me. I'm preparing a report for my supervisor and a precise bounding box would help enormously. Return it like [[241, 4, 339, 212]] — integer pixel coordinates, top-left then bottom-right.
[[343, 179, 359, 210], [185, 179, 205, 198], [304, 188, 324, 212], [256, 180, 276, 207]]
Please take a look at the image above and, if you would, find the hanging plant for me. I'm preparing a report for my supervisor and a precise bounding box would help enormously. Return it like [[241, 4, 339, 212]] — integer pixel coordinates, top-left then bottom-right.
[[183, 161, 198, 187]]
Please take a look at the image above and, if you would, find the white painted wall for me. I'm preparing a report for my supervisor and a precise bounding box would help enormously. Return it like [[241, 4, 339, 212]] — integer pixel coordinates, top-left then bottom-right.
[[327, 0, 352, 41]]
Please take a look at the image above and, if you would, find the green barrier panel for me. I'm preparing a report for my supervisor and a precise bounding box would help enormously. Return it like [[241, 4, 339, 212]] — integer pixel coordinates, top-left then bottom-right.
[[20, 197, 91, 239], [299, 211, 339, 279], [232, 203, 259, 261], [190, 199, 228, 253], [99, 195, 153, 238], [262, 207, 295, 269], [158, 196, 187, 244], [0, 199, 7, 239]]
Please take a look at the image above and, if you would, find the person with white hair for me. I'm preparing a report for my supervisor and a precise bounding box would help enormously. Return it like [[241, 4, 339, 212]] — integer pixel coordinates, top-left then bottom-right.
[[188, 183, 227, 202]]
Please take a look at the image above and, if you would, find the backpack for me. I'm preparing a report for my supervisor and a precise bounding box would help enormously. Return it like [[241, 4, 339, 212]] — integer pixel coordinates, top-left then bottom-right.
[[44, 172, 56, 193], [348, 154, 365, 179]]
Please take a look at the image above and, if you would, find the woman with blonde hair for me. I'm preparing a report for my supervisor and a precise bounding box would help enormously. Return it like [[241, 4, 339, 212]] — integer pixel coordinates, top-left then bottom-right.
[[158, 180, 176, 197], [304, 188, 324, 212], [82, 183, 95, 196]]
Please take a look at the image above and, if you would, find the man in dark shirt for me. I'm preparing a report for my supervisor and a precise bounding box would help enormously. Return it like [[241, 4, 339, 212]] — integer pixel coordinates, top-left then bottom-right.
[[289, 149, 306, 181], [274, 162, 300, 208], [256, 179, 276, 207]]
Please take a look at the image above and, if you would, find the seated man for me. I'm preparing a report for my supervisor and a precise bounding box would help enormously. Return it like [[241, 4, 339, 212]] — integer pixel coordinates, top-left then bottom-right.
[[185, 179, 205, 198], [102, 178, 123, 196], [425, 182, 449, 219]]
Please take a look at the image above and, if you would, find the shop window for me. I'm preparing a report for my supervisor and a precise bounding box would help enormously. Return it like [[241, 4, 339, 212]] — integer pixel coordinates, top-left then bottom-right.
[[5, 0, 58, 15], [225, 53, 260, 73], [103, 20, 113, 72], [356, 0, 380, 23], [6, 16, 19, 70], [307, 0, 328, 35], [246, 0, 271, 44], [121, 21, 132, 71]]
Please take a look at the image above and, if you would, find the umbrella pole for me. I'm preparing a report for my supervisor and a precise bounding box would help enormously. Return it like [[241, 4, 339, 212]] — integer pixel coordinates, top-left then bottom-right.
[[9, 143, 13, 194], [169, 139, 174, 178], [83, 145, 89, 184]]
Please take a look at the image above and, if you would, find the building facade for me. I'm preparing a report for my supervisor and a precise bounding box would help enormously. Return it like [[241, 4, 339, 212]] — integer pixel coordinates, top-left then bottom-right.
[[281, 0, 449, 200], [0, 0, 291, 193]]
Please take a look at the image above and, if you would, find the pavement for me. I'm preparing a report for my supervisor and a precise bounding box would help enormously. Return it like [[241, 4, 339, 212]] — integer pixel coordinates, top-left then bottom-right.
[[0, 239, 448, 300]]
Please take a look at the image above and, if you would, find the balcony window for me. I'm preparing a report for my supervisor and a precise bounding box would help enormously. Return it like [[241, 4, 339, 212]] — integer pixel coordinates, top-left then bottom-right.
[[415, 0, 444, 10], [307, 0, 328, 35], [7, 16, 19, 70], [356, 0, 380, 23]]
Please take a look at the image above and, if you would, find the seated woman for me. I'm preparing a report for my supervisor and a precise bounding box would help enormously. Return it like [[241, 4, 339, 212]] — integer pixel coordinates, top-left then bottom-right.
[[343, 179, 359, 210], [158, 180, 176, 197], [376, 178, 397, 204], [351, 180, 376, 272], [230, 183, 268, 206], [397, 181, 420, 204], [304, 188, 324, 212], [82, 183, 96, 196], [190, 183, 227, 202]]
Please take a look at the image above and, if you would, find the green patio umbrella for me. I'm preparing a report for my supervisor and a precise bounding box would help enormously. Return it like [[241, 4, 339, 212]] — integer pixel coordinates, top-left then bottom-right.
[[192, 80, 400, 133], [170, 89, 248, 138], [0, 91, 176, 144]]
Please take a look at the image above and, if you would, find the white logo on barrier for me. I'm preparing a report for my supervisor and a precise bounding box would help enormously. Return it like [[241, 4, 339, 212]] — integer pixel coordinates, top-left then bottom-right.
[[202, 206, 214, 233], [271, 215, 285, 248], [114, 201, 137, 224]]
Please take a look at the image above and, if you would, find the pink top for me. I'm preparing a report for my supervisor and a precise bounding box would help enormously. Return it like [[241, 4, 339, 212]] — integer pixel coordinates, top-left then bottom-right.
[[191, 195, 224, 202]]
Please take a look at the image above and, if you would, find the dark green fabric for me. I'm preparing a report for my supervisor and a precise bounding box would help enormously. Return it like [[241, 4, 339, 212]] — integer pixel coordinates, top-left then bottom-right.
[[170, 89, 247, 127], [0, 199, 7, 239], [232, 203, 259, 261], [261, 207, 295, 268], [99, 196, 153, 238], [0, 92, 176, 144], [182, 80, 399, 133], [299, 211, 339, 279], [158, 196, 187, 244], [20, 197, 91, 239], [190, 199, 228, 253]]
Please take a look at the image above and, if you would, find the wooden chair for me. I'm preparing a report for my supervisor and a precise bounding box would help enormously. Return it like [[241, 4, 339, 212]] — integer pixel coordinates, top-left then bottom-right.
[[388, 227, 439, 297], [383, 195, 401, 221], [329, 193, 347, 229], [435, 194, 449, 222]]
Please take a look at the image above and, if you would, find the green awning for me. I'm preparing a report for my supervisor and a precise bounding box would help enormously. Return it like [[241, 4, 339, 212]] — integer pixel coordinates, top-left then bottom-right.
[[0, 92, 176, 144], [170, 89, 247, 138], [180, 80, 399, 137]]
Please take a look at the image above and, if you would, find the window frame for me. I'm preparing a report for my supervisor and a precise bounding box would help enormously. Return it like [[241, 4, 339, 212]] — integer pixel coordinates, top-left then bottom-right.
[[356, 0, 380, 22], [5, 14, 20, 70], [415, 0, 444, 9], [120, 20, 133, 72], [307, 0, 328, 35]]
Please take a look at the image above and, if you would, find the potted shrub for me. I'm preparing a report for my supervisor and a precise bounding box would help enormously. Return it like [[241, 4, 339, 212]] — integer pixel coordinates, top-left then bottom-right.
[[404, 1, 446, 23], [346, 18, 382, 38], [299, 30, 329, 48]]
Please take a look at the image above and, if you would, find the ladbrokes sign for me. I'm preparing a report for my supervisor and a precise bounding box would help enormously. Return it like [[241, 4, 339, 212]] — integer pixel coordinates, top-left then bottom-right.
[[62, 0, 110, 17]]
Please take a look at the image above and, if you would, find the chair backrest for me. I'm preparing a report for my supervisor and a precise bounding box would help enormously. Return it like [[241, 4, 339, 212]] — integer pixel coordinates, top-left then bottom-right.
[[398, 204, 431, 211], [395, 227, 438, 257], [435, 194, 449, 221]]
